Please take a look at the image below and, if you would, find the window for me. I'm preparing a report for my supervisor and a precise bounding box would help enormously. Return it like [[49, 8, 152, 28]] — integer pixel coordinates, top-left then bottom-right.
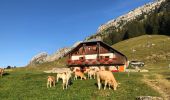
[[79, 57, 85, 60], [92, 46, 97, 51], [75, 51, 79, 54], [99, 56, 104, 59], [105, 56, 109, 59], [88, 47, 91, 51]]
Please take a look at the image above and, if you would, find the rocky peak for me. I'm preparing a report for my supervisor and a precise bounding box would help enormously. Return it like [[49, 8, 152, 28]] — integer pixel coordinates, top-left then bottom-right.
[[97, 0, 165, 33]]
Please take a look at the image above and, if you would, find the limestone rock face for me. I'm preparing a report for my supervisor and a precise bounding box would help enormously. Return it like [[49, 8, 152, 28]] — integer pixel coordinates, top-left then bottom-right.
[[45, 47, 71, 62], [29, 48, 71, 65], [29, 52, 48, 65], [28, 41, 85, 66]]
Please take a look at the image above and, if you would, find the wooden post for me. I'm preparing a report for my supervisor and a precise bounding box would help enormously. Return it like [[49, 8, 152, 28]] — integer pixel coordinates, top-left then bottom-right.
[[83, 44, 86, 57], [97, 42, 100, 59], [128, 71, 130, 77]]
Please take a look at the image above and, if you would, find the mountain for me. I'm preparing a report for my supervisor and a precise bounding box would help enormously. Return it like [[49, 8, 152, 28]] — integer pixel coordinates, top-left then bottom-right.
[[86, 0, 170, 45], [28, 41, 83, 66], [29, 48, 70, 66]]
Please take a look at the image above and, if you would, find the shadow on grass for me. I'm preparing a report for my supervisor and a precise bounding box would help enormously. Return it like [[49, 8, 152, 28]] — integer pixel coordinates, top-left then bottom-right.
[[68, 79, 73, 86], [3, 73, 10, 76], [94, 83, 107, 88], [166, 77, 170, 80]]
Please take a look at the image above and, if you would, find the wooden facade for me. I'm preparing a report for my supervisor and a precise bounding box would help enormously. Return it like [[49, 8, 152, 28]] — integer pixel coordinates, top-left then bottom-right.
[[65, 41, 127, 70]]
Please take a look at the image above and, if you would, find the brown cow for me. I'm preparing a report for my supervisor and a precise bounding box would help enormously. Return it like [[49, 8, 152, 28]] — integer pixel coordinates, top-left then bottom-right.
[[74, 71, 86, 80], [47, 76, 56, 88], [97, 70, 118, 90]]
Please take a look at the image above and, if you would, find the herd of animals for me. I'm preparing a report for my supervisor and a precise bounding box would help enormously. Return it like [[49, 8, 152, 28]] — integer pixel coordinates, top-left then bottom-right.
[[0, 67, 119, 91], [47, 66, 119, 90]]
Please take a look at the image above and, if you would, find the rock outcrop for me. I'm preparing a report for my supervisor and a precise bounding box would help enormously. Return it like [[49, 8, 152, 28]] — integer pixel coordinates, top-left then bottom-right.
[[28, 41, 83, 66], [29, 52, 48, 65], [45, 47, 71, 62]]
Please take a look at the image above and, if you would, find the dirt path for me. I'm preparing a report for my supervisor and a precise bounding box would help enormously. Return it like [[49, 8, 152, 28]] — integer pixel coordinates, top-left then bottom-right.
[[143, 74, 170, 100]]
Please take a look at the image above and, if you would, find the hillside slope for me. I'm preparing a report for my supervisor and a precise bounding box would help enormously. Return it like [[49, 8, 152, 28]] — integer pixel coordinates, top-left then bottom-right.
[[112, 35, 170, 64]]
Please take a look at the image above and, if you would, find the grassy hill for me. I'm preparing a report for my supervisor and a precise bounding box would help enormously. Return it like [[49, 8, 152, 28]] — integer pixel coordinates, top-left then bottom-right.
[[112, 35, 170, 99], [112, 35, 170, 66]]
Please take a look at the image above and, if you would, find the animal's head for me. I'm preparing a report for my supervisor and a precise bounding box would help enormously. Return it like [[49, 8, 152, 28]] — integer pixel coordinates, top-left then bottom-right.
[[110, 80, 118, 90]]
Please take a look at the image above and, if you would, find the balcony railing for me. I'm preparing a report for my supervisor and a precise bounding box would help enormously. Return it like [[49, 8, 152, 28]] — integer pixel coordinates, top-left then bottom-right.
[[67, 58, 118, 65]]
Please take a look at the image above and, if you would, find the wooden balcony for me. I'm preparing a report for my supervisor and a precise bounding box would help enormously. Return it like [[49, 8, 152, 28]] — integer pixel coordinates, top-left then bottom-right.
[[67, 58, 124, 66]]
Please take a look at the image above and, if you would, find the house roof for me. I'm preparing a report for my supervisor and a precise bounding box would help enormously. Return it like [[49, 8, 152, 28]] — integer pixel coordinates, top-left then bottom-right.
[[65, 40, 127, 60]]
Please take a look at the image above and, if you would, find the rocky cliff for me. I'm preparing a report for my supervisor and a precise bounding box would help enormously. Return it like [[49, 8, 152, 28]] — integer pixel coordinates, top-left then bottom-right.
[[45, 47, 71, 62], [29, 52, 48, 65], [86, 0, 167, 41], [28, 41, 83, 66], [29, 48, 71, 65]]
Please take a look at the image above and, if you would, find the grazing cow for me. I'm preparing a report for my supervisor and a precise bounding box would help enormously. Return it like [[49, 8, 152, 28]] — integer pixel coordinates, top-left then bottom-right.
[[83, 67, 90, 74], [65, 71, 72, 88], [57, 71, 72, 90], [88, 69, 96, 79], [74, 71, 86, 80], [89, 66, 100, 72], [56, 73, 63, 82], [61, 72, 68, 90], [100, 66, 105, 71], [97, 71, 118, 90], [0, 68, 4, 77], [47, 76, 56, 88], [73, 67, 81, 72]]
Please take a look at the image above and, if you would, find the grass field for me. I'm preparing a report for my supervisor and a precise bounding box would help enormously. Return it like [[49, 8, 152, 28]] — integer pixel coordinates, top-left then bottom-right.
[[1, 35, 169, 100], [0, 68, 160, 100], [112, 35, 170, 63]]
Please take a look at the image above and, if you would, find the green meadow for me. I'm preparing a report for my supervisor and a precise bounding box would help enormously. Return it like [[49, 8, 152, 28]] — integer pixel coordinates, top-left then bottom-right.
[[0, 69, 160, 100]]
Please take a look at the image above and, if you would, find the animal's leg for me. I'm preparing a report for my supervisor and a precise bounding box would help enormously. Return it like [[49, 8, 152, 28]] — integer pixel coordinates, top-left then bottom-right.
[[50, 81, 52, 88], [104, 81, 107, 90], [76, 76, 77, 80], [114, 83, 117, 90], [66, 80, 68, 89], [63, 83, 64, 90], [97, 79, 101, 90], [108, 84, 111, 90], [74, 75, 76, 80], [54, 81, 56, 87], [57, 77, 59, 82], [90, 74, 92, 79]]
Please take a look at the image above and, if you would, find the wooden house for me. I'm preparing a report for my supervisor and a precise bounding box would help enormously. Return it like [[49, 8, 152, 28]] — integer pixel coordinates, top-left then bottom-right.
[[65, 40, 128, 72]]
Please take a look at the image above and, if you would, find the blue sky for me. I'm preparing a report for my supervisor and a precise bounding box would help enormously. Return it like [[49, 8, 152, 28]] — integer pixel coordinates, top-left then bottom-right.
[[0, 0, 153, 67]]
